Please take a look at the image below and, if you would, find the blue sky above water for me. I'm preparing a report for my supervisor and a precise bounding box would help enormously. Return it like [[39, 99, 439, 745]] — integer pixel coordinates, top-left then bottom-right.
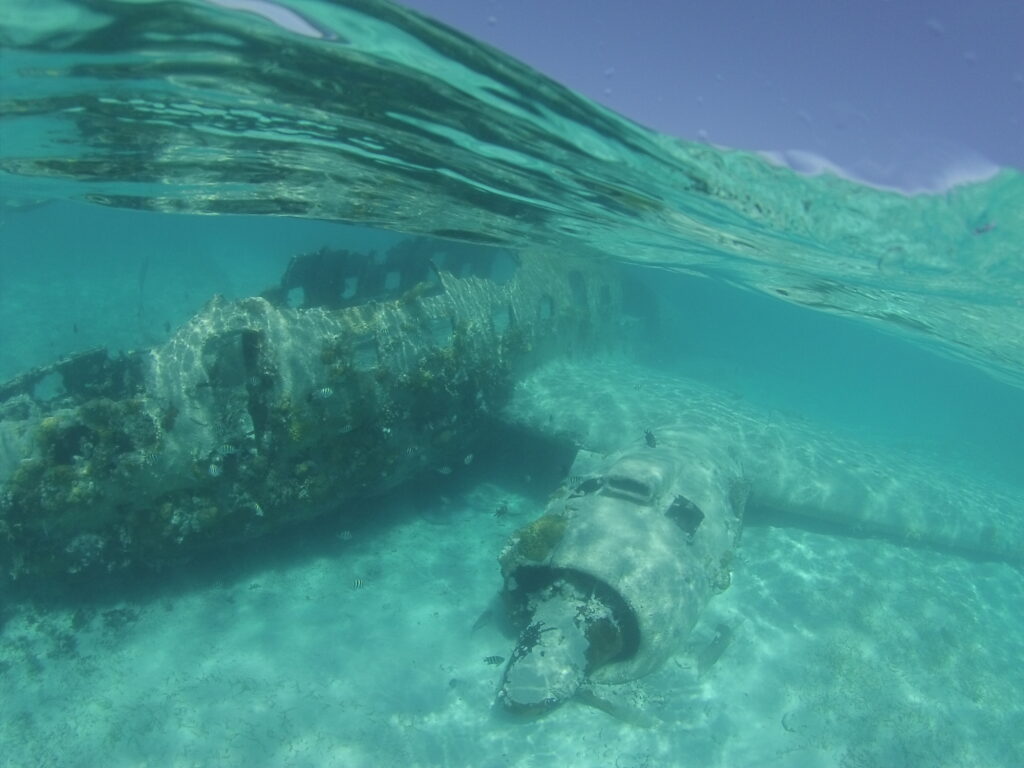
[[402, 0, 1024, 193]]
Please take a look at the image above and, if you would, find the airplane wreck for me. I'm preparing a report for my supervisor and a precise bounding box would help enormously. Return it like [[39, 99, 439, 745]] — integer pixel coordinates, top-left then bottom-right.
[[0, 241, 624, 581], [0, 238, 1020, 715]]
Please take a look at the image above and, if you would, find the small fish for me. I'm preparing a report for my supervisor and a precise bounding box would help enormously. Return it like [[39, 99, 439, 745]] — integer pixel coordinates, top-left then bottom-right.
[[483, 655, 505, 666], [463, 453, 474, 465], [337, 530, 353, 542], [644, 429, 657, 448], [311, 386, 334, 401], [208, 462, 222, 478], [436, 466, 453, 476], [352, 577, 365, 590], [493, 503, 509, 519]]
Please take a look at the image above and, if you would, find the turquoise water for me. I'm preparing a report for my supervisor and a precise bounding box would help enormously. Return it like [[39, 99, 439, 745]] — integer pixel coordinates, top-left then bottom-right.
[[1, 1, 1022, 766]]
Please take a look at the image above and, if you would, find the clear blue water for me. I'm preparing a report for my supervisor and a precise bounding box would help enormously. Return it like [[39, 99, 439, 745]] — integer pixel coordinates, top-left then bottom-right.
[[1, 2, 1022, 766]]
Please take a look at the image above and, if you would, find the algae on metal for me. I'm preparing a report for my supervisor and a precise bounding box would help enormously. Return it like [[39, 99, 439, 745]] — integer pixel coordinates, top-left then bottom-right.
[[0, 241, 625, 583], [501, 513, 569, 566]]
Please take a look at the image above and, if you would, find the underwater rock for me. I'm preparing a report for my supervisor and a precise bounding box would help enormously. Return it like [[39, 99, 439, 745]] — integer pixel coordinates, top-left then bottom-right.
[[0, 247, 624, 583]]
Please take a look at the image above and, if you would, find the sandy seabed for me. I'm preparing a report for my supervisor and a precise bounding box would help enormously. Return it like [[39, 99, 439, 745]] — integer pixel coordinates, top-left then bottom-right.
[[2, 475, 1022, 768]]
